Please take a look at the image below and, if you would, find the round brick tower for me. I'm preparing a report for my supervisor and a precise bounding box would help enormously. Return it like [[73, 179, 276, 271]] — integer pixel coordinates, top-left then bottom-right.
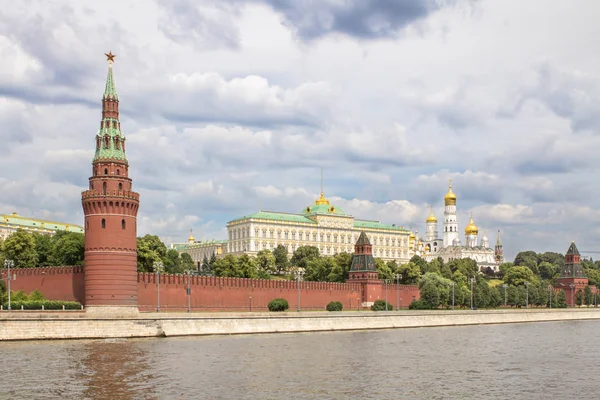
[[81, 52, 140, 312]]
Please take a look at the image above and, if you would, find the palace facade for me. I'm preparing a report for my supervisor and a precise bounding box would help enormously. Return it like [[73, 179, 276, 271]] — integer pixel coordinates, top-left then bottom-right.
[[0, 212, 84, 240]]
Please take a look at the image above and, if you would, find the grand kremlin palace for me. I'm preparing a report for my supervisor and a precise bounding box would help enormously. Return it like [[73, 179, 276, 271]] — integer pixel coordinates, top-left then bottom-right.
[[0, 212, 84, 240], [176, 192, 415, 265]]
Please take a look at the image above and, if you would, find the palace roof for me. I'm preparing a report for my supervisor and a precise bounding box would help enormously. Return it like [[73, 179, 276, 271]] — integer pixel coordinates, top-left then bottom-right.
[[0, 213, 83, 233]]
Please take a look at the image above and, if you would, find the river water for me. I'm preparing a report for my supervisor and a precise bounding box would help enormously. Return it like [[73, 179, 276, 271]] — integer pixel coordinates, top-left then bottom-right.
[[1, 320, 598, 399]]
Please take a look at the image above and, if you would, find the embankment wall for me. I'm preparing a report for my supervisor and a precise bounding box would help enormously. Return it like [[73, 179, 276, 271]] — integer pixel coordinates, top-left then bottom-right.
[[1, 309, 600, 341]]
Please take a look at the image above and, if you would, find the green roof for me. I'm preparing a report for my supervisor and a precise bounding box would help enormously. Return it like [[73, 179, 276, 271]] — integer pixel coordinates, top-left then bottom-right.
[[229, 211, 317, 224], [173, 240, 227, 251], [0, 213, 84, 233], [103, 64, 118, 100], [354, 219, 408, 232]]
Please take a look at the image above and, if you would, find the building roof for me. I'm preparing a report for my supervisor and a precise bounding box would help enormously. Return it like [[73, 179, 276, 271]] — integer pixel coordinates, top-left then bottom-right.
[[229, 211, 317, 224], [172, 239, 227, 251], [0, 213, 84, 233], [353, 219, 408, 232], [566, 241, 580, 256], [355, 231, 371, 245]]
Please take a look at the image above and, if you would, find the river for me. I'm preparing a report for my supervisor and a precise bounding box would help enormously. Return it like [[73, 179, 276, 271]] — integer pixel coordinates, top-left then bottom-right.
[[1, 320, 598, 399]]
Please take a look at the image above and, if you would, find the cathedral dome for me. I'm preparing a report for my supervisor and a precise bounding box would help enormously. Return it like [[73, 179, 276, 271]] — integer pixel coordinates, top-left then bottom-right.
[[464, 217, 478, 235], [426, 208, 437, 223], [188, 229, 195, 243], [444, 182, 457, 206], [303, 192, 346, 215]]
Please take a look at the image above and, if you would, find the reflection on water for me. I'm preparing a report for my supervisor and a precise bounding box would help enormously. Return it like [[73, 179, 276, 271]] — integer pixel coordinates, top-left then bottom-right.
[[1, 320, 599, 399]]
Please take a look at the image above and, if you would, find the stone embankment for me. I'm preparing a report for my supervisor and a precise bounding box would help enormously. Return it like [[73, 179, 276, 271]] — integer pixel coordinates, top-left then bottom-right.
[[1, 309, 600, 341]]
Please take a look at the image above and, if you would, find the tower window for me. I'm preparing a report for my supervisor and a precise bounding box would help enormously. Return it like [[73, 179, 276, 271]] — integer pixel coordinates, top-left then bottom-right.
[[104, 168, 108, 175], [101, 219, 106, 229], [122, 219, 126, 230], [116, 169, 120, 176], [118, 183, 123, 191], [103, 182, 107, 195]]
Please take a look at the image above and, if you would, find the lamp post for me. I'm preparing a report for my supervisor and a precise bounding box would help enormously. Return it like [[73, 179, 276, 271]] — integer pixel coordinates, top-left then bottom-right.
[[595, 290, 597, 308], [469, 277, 475, 310], [394, 273, 402, 310], [294, 269, 305, 312], [569, 283, 575, 308], [524, 281, 529, 309], [501, 284, 508, 307], [186, 270, 191, 313], [153, 261, 164, 312], [249, 296, 252, 312], [383, 279, 390, 311], [451, 282, 455, 311], [548, 284, 553, 309], [4, 259, 14, 311]]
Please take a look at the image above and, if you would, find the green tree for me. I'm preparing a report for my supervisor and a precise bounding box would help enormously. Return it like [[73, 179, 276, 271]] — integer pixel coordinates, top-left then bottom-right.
[[305, 257, 336, 282], [32, 233, 53, 266], [537, 261, 557, 280], [504, 266, 537, 287], [420, 281, 440, 309], [237, 254, 259, 278], [272, 245, 289, 273], [447, 258, 478, 279], [212, 254, 239, 277], [164, 249, 183, 274], [209, 252, 217, 268], [397, 262, 420, 284], [584, 286, 593, 307], [1, 229, 38, 268], [375, 258, 393, 280], [136, 235, 168, 272], [410, 255, 428, 275], [555, 289, 567, 308], [256, 249, 276, 275], [575, 289, 584, 307], [585, 269, 600, 286], [334, 252, 353, 281], [50, 232, 85, 266], [181, 253, 195, 273], [424, 258, 442, 275], [513, 251, 538, 270], [291, 246, 320, 269]]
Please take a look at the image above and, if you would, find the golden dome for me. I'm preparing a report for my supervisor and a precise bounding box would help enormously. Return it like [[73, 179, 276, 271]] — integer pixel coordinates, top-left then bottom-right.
[[314, 192, 330, 205], [464, 216, 478, 235], [426, 207, 437, 223], [444, 180, 457, 206], [188, 229, 195, 243]]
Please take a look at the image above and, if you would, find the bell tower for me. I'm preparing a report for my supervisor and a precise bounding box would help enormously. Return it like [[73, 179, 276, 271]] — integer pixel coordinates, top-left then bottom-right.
[[81, 52, 140, 313]]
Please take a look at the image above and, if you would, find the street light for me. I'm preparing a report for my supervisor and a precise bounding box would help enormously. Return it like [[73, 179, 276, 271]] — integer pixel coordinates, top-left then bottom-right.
[[569, 283, 575, 308], [524, 281, 529, 309], [469, 277, 476, 310], [153, 261, 164, 312], [185, 270, 191, 313], [451, 282, 455, 311], [501, 284, 508, 307], [294, 269, 305, 312], [4, 259, 14, 311], [548, 284, 553, 309], [394, 274, 402, 310], [383, 279, 391, 311], [595, 290, 597, 308]]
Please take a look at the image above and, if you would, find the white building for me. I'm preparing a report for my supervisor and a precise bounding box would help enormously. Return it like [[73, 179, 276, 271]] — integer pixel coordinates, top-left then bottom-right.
[[0, 212, 83, 240], [225, 192, 413, 263], [420, 182, 504, 271]]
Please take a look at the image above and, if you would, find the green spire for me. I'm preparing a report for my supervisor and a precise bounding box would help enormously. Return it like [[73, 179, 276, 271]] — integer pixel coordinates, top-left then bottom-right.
[[103, 64, 119, 100]]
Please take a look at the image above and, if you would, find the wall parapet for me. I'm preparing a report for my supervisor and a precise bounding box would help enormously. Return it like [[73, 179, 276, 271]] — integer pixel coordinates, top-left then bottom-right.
[[0, 266, 84, 277]]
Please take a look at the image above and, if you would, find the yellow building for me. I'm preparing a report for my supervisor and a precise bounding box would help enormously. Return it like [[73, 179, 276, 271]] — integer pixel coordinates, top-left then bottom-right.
[[170, 230, 226, 270], [225, 192, 413, 262], [0, 212, 83, 240]]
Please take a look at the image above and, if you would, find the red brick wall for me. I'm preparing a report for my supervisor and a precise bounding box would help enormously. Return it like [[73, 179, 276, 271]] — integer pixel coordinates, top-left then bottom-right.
[[1, 267, 85, 303], [2, 267, 420, 311]]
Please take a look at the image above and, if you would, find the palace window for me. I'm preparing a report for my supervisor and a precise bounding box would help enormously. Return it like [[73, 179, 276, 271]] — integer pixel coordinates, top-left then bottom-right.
[[291, 231, 295, 239], [299, 232, 303, 240], [255, 229, 259, 237], [270, 230, 274, 238], [313, 233, 317, 241], [277, 231, 281, 239], [285, 231, 289, 239], [327, 234, 331, 242], [262, 229, 267, 238], [320, 233, 324, 242]]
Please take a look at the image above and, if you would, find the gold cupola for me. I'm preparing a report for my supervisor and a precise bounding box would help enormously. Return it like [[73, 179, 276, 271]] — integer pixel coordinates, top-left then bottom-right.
[[444, 179, 457, 206], [314, 192, 330, 205], [426, 206, 437, 223], [464, 215, 478, 236], [188, 229, 195, 243]]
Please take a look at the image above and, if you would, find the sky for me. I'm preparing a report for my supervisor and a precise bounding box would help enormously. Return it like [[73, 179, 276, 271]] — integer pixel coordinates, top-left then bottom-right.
[[1, 0, 600, 261]]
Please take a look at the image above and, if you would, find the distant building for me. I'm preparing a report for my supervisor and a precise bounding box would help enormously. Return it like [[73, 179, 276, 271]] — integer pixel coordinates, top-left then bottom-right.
[[418, 181, 503, 271], [171, 230, 226, 270], [0, 212, 84, 240], [554, 242, 593, 307], [225, 191, 412, 263]]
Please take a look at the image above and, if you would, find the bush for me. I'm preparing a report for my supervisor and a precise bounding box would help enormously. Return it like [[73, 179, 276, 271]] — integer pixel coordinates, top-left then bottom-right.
[[326, 301, 343, 311], [409, 299, 429, 310], [28, 289, 46, 301], [12, 290, 28, 302], [371, 299, 393, 311], [2, 300, 82, 310], [268, 298, 289, 312]]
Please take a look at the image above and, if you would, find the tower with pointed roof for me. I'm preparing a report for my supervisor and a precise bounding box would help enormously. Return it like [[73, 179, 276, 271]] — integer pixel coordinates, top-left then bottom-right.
[[347, 231, 380, 305], [554, 241, 589, 307], [494, 230, 504, 264], [443, 180, 459, 247], [81, 52, 140, 312]]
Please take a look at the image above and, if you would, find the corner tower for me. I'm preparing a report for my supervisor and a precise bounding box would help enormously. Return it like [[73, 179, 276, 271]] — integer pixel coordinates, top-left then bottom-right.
[[348, 231, 379, 306], [443, 180, 459, 247], [81, 52, 140, 311]]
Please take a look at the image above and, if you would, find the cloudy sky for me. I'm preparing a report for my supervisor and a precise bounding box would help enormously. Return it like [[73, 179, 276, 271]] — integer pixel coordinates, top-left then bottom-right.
[[2, 0, 600, 260]]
